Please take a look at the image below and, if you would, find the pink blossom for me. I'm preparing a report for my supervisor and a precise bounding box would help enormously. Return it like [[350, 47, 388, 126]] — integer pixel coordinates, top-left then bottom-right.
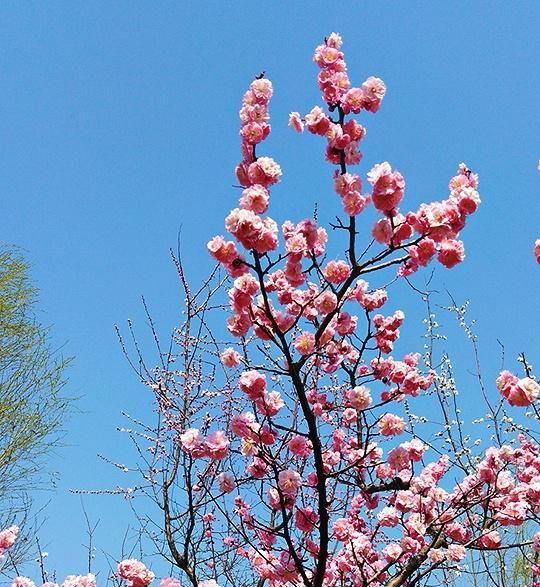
[[247, 157, 282, 187], [437, 239, 465, 268], [377, 506, 399, 527], [344, 385, 372, 410], [294, 331, 316, 355], [314, 290, 337, 315], [360, 76, 386, 112], [238, 370, 267, 401], [205, 431, 229, 460], [231, 411, 255, 438], [239, 185, 270, 214], [240, 122, 269, 145], [497, 371, 540, 407], [118, 560, 154, 587], [295, 507, 319, 532], [179, 428, 206, 458], [367, 162, 405, 212], [218, 472, 236, 493], [249, 78, 273, 102], [61, 575, 96, 587], [225, 208, 278, 254], [0, 526, 18, 552], [207, 236, 239, 265], [476, 530, 501, 549], [288, 112, 304, 133], [12, 579, 36, 587], [220, 347, 241, 368], [341, 87, 364, 114], [159, 580, 181, 587], [288, 435, 312, 458], [535, 239, 540, 264], [446, 545, 466, 562], [278, 469, 302, 498], [255, 390, 284, 416], [334, 172, 361, 196], [378, 413, 406, 436], [332, 518, 352, 541], [323, 260, 351, 284], [304, 106, 330, 135], [247, 457, 269, 479]]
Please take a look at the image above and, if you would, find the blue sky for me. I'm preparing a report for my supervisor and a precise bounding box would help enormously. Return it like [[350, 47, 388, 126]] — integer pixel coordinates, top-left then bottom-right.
[[1, 1, 539, 581]]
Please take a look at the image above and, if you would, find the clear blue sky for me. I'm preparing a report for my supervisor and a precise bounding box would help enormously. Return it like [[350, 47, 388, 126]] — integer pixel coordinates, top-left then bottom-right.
[[1, 1, 538, 581]]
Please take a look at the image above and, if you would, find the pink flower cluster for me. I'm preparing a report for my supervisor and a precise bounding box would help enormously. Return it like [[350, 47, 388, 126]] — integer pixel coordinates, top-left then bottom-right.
[[496, 370, 540, 407], [301, 34, 386, 216], [179, 428, 230, 460], [373, 310, 404, 354], [371, 353, 434, 399], [313, 33, 385, 114], [12, 575, 97, 587], [117, 560, 154, 587], [0, 525, 18, 560], [402, 164, 480, 273], [535, 239, 540, 264], [177, 32, 540, 587], [208, 77, 281, 270], [59, 576, 96, 587]]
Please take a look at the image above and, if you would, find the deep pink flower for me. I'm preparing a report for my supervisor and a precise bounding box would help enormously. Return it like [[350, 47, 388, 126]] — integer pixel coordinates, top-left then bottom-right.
[[295, 507, 319, 532]]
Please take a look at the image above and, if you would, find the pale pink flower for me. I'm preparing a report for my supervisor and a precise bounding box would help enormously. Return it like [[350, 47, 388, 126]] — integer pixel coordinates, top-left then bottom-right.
[[0, 526, 18, 551], [323, 260, 351, 284], [207, 236, 238, 265], [332, 518, 352, 541], [344, 385, 372, 410], [247, 456, 269, 479], [377, 506, 399, 527], [427, 549, 446, 564], [12, 579, 36, 587], [378, 413, 406, 436], [204, 431, 229, 460], [314, 290, 337, 315], [159, 580, 181, 587], [341, 87, 364, 114], [239, 185, 270, 214], [256, 390, 284, 416], [288, 112, 304, 133], [231, 411, 255, 438], [179, 428, 206, 458], [294, 331, 316, 356], [61, 575, 96, 587], [446, 545, 466, 562], [250, 78, 273, 102], [361, 76, 386, 112], [278, 469, 302, 498], [218, 472, 236, 493], [220, 347, 241, 368]]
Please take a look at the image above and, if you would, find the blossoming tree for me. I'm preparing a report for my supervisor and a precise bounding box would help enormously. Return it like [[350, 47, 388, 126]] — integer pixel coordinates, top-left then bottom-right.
[[2, 32, 539, 587]]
